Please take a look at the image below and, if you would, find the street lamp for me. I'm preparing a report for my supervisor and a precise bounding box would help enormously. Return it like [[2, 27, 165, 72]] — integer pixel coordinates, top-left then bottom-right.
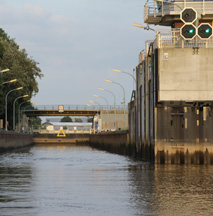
[[133, 23, 155, 31], [5, 87, 23, 130], [98, 88, 117, 130], [113, 69, 136, 90], [13, 94, 29, 131], [18, 100, 30, 131], [105, 79, 126, 129], [0, 69, 10, 73], [93, 94, 109, 108], [93, 94, 109, 130], [1, 79, 17, 85], [89, 100, 101, 106]]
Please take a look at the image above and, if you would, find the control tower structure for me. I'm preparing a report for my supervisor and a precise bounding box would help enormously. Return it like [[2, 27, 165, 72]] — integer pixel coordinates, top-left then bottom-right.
[[129, 0, 213, 164]]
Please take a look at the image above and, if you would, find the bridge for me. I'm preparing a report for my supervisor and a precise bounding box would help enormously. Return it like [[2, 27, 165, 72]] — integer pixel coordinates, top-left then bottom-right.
[[22, 104, 127, 117]]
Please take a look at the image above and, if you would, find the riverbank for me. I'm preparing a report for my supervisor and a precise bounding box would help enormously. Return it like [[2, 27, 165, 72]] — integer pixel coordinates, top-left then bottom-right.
[[0, 131, 33, 152]]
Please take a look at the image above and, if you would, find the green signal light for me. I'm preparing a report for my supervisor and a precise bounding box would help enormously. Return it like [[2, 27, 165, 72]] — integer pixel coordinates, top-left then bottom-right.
[[205, 28, 210, 33], [189, 29, 194, 34]]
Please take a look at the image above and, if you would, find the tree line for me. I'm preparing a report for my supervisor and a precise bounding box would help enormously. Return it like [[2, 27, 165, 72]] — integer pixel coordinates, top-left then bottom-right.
[[0, 29, 43, 130]]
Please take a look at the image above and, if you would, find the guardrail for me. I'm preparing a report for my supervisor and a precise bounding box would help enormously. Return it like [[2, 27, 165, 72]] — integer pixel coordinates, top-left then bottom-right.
[[152, 28, 213, 49], [144, 0, 213, 22], [23, 104, 128, 111]]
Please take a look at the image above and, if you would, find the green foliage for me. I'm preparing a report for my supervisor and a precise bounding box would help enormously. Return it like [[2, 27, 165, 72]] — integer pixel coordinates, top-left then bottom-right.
[[61, 116, 72, 122], [87, 118, 93, 123], [0, 28, 43, 129], [74, 118, 83, 122], [30, 117, 42, 126]]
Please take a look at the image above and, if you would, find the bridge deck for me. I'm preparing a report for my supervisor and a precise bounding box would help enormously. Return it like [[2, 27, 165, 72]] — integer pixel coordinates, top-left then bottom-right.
[[24, 109, 100, 117]]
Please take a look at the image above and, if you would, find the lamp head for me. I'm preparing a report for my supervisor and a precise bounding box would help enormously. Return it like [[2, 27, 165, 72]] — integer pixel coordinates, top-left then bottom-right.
[[16, 87, 23, 90], [9, 79, 17, 83], [133, 23, 145, 28], [1, 69, 10, 73], [98, 88, 104, 91], [113, 69, 121, 73], [93, 94, 99, 98], [105, 79, 112, 83], [89, 100, 94, 103]]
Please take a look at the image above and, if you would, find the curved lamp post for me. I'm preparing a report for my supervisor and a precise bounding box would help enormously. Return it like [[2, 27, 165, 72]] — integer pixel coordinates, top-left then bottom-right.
[[1, 79, 17, 86], [133, 23, 155, 31], [93, 94, 109, 131], [113, 69, 136, 90], [13, 94, 29, 131], [5, 87, 23, 130], [18, 100, 30, 131], [89, 100, 101, 106], [0, 69, 10, 73], [93, 94, 109, 108], [98, 88, 117, 130], [105, 79, 126, 129]]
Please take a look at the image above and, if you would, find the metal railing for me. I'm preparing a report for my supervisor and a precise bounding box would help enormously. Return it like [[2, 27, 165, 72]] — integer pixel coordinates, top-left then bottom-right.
[[152, 28, 213, 49], [23, 104, 128, 111], [144, 0, 213, 22]]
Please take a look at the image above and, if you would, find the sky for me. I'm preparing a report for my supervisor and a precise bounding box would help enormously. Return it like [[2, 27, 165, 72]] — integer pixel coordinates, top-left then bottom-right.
[[0, 0, 155, 106]]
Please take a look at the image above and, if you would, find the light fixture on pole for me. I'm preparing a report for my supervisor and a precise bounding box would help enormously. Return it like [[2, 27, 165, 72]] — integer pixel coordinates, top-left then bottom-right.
[[1, 79, 17, 85], [105, 79, 126, 129], [0, 69, 10, 73], [13, 94, 29, 131], [98, 88, 117, 130], [89, 100, 101, 106], [133, 23, 155, 31], [113, 69, 136, 90], [93, 94, 109, 130], [5, 87, 23, 130], [18, 100, 30, 131]]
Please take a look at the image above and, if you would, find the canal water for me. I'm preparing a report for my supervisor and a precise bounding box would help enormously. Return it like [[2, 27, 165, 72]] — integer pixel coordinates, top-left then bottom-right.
[[0, 144, 213, 216]]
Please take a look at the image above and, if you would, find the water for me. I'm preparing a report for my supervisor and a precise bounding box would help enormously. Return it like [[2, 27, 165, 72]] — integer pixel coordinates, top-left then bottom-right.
[[0, 144, 213, 216]]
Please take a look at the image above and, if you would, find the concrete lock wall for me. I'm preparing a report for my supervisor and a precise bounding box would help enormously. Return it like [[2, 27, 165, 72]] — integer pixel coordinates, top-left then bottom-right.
[[155, 107, 213, 164], [158, 48, 213, 101], [0, 131, 33, 152], [89, 131, 135, 156], [128, 47, 213, 164]]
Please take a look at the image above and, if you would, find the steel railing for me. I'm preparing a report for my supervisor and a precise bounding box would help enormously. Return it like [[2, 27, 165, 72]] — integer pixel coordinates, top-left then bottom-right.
[[23, 104, 128, 111], [151, 28, 213, 49], [144, 0, 213, 23]]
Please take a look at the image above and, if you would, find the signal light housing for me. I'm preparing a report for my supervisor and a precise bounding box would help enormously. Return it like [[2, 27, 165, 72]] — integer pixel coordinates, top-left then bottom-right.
[[180, 7, 197, 24], [180, 24, 196, 40], [197, 23, 212, 40]]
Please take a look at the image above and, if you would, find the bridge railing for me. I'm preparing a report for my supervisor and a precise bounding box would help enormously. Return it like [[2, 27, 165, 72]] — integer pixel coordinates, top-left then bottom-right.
[[24, 104, 128, 111]]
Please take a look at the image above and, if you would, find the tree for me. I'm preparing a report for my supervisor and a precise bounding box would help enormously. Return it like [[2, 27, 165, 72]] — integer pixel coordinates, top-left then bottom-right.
[[29, 117, 42, 127], [74, 118, 83, 122], [61, 116, 72, 122], [87, 118, 93, 123], [0, 28, 43, 129]]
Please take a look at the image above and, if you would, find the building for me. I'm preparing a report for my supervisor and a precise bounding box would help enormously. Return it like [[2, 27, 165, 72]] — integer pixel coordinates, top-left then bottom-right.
[[129, 0, 213, 164]]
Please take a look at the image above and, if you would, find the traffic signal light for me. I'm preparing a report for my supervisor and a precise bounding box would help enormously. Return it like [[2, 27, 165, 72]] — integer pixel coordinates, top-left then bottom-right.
[[197, 23, 212, 39], [180, 7, 197, 24], [180, 24, 196, 40]]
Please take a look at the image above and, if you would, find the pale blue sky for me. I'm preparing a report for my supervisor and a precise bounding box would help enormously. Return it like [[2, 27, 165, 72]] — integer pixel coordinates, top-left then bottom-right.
[[0, 0, 155, 106]]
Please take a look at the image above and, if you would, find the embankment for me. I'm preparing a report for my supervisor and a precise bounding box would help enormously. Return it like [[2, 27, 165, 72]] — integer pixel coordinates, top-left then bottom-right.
[[0, 131, 33, 152], [89, 131, 136, 156]]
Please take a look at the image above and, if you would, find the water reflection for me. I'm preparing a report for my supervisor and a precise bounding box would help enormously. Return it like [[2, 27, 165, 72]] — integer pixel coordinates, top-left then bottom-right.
[[0, 144, 213, 216], [128, 164, 213, 216]]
